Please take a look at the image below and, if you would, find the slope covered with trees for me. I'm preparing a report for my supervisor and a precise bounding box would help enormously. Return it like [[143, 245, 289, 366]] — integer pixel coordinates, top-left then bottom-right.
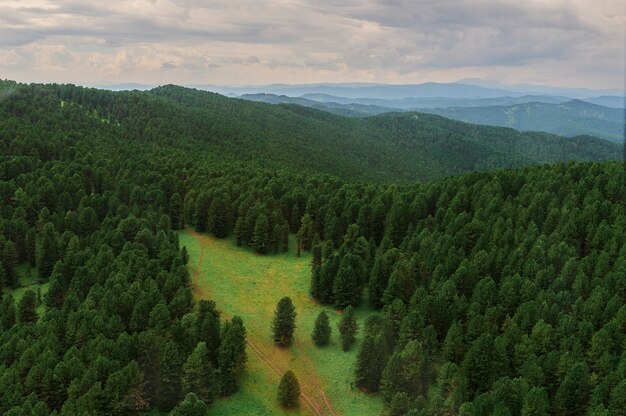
[[0, 80, 624, 415], [422, 100, 625, 143]]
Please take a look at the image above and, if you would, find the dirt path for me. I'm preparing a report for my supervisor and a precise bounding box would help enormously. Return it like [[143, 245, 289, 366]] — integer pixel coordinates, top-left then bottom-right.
[[187, 229, 339, 416]]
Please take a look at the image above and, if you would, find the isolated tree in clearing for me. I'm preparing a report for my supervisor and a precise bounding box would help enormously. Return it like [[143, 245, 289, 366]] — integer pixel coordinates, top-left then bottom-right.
[[272, 297, 296, 346], [277, 370, 300, 408], [312, 309, 331, 346]]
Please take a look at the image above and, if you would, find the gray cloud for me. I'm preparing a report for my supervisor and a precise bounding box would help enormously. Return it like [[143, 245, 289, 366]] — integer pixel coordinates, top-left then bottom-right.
[[0, 0, 623, 88]]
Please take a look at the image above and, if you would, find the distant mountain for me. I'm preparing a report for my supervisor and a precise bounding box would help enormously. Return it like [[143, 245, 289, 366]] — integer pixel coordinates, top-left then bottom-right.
[[581, 96, 625, 109], [300, 94, 570, 109], [195, 82, 527, 99], [421, 100, 625, 143], [457, 78, 625, 99]]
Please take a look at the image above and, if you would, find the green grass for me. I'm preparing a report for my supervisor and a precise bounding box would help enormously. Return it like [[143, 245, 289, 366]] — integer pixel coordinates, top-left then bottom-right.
[[179, 229, 384, 416], [3, 264, 49, 313]]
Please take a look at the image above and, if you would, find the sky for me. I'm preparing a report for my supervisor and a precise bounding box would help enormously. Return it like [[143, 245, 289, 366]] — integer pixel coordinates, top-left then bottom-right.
[[0, 0, 624, 89]]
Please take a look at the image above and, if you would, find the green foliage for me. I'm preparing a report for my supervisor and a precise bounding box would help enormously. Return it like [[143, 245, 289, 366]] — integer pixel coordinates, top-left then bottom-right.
[[16, 289, 37, 324], [276, 371, 300, 408], [170, 393, 209, 416], [271, 297, 296, 346], [338, 305, 358, 351], [312, 310, 331, 346], [182, 342, 218, 404]]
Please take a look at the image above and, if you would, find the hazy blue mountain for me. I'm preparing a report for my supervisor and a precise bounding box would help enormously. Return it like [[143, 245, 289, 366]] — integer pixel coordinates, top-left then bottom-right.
[[421, 100, 625, 143], [457, 78, 625, 98], [581, 96, 625, 109], [194, 82, 525, 99], [300, 94, 570, 109]]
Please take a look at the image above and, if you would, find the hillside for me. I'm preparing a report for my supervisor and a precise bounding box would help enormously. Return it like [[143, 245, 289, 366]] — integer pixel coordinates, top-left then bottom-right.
[[1, 79, 624, 416], [422, 100, 625, 143]]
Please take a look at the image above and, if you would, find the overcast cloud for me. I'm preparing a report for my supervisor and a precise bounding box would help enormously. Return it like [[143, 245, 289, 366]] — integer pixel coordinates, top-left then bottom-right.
[[0, 0, 624, 88]]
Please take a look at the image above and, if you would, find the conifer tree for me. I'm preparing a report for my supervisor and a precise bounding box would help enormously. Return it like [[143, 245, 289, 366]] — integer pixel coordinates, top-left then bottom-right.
[[234, 216, 245, 246], [1, 294, 16, 330], [312, 310, 331, 346], [253, 213, 269, 254], [17, 289, 38, 325], [333, 263, 360, 308], [2, 241, 18, 288], [182, 342, 217, 404], [355, 331, 388, 392], [37, 223, 59, 280], [218, 317, 247, 395], [170, 392, 208, 416], [170, 193, 183, 230], [338, 305, 358, 351], [158, 340, 182, 410], [25, 228, 36, 267], [272, 297, 296, 346], [298, 214, 314, 251], [277, 371, 300, 408]]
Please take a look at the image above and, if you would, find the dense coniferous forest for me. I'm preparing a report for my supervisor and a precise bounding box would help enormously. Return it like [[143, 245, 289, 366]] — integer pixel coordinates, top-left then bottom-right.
[[0, 80, 624, 415]]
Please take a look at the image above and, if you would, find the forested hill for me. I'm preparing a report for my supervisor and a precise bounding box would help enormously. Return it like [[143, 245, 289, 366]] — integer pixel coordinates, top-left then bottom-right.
[[421, 100, 625, 143], [1, 78, 625, 415], [0, 81, 620, 183]]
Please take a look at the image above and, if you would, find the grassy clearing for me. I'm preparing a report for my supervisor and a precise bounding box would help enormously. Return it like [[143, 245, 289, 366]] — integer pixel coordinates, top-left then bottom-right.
[[3, 264, 49, 313], [179, 229, 383, 416]]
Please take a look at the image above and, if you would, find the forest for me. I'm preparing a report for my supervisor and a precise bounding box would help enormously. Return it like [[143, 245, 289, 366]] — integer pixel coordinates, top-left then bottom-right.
[[0, 80, 624, 415]]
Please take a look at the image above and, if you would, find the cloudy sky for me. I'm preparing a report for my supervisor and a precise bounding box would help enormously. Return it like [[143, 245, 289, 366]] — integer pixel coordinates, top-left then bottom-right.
[[0, 0, 624, 89]]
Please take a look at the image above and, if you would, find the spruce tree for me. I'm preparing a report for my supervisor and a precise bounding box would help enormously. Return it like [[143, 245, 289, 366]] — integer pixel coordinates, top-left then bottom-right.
[[234, 215, 245, 246], [158, 340, 182, 410], [37, 223, 59, 280], [312, 310, 331, 346], [298, 214, 314, 251], [2, 241, 18, 288], [277, 371, 300, 408], [17, 289, 38, 325], [333, 263, 359, 309], [1, 294, 16, 330], [272, 297, 296, 346], [355, 332, 388, 392], [253, 213, 269, 254], [338, 305, 358, 351], [218, 316, 247, 395], [170, 392, 208, 416], [170, 193, 183, 230], [182, 342, 217, 404]]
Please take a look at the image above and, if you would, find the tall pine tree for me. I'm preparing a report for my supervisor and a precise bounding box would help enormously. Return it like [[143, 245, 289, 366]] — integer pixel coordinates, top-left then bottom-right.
[[272, 297, 296, 346]]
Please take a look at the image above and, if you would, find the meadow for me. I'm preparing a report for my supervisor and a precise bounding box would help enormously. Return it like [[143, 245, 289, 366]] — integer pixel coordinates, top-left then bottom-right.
[[179, 229, 384, 416]]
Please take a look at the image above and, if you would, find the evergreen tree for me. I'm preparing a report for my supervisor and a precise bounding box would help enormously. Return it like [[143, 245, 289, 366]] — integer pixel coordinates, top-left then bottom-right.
[[272, 297, 296, 346], [170, 392, 209, 416], [298, 214, 314, 251], [170, 193, 183, 230], [253, 213, 269, 254], [277, 371, 300, 408], [554, 362, 590, 416], [2, 241, 18, 288], [1, 294, 16, 330], [312, 310, 331, 346], [333, 261, 361, 309], [182, 342, 217, 404], [521, 387, 550, 416], [338, 305, 358, 351], [17, 289, 38, 325], [25, 228, 36, 267], [355, 316, 389, 393], [218, 316, 247, 395], [381, 340, 431, 402], [37, 223, 59, 280], [158, 340, 182, 410], [389, 392, 410, 416]]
